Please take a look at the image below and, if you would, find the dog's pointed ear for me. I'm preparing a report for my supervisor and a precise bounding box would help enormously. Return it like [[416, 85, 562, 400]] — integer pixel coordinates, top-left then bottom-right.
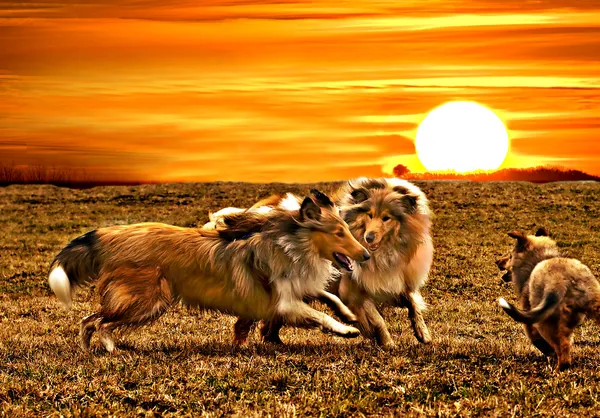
[[535, 227, 549, 237], [300, 197, 321, 221], [350, 188, 369, 203], [393, 185, 410, 195], [401, 194, 418, 213], [310, 189, 333, 207], [508, 231, 529, 249]]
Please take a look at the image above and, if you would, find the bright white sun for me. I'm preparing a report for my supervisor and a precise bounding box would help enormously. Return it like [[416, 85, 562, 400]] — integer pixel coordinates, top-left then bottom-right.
[[415, 101, 509, 172]]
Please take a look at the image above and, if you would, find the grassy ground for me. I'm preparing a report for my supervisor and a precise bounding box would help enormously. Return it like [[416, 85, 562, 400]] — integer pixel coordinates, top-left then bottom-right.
[[1, 181, 600, 417]]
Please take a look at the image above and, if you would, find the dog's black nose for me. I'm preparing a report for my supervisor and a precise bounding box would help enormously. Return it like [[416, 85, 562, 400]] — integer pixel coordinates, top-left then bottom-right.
[[365, 232, 375, 243], [362, 250, 371, 261]]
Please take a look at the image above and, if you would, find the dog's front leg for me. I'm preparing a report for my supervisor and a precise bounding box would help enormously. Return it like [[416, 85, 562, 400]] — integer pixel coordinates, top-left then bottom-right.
[[233, 318, 257, 345], [278, 301, 360, 338], [316, 290, 358, 323], [338, 274, 395, 349], [362, 299, 395, 349], [405, 291, 432, 344]]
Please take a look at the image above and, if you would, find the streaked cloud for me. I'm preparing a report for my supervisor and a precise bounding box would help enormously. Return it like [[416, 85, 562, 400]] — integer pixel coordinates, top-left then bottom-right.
[[0, 0, 599, 181]]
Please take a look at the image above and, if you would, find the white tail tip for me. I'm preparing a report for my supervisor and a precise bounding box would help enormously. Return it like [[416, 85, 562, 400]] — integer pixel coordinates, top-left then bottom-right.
[[48, 266, 72, 309], [498, 297, 510, 309]]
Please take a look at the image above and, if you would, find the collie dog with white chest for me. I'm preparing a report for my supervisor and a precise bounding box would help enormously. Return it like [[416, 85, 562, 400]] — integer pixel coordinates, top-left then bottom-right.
[[334, 177, 434, 349], [207, 179, 434, 349], [48, 190, 370, 352]]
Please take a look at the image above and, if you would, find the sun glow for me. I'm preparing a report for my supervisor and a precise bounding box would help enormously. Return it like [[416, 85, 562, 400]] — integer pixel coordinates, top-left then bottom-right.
[[415, 101, 509, 172]]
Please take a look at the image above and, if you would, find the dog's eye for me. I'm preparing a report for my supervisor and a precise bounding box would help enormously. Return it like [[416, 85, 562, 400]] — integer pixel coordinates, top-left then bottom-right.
[[337, 230, 345, 238], [382, 216, 390, 222]]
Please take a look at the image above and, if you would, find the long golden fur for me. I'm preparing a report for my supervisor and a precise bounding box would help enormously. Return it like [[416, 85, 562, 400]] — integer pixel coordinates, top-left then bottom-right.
[[332, 177, 434, 349], [204, 190, 362, 344], [48, 191, 370, 352], [207, 178, 434, 349], [496, 227, 600, 370]]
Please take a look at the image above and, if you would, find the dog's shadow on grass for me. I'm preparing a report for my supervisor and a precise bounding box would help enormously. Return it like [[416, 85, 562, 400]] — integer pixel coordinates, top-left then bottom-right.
[[108, 336, 466, 360], [82, 340, 576, 374], [110, 339, 366, 358]]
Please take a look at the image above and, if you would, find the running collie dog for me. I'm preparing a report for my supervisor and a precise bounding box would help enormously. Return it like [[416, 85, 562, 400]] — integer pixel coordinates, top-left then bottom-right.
[[206, 178, 434, 349], [48, 190, 370, 352], [205, 191, 361, 344]]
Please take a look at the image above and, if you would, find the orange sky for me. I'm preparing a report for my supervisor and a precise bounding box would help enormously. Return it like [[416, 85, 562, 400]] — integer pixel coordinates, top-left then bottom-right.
[[1, 1, 599, 182]]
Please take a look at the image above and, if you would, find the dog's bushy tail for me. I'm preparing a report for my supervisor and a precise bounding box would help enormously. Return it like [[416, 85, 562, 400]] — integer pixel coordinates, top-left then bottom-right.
[[498, 292, 561, 325], [208, 207, 246, 223], [48, 230, 102, 309], [216, 211, 270, 241]]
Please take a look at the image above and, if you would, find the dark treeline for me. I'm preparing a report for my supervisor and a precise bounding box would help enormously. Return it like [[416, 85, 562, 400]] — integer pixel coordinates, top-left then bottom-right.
[[394, 165, 600, 183], [0, 164, 147, 189]]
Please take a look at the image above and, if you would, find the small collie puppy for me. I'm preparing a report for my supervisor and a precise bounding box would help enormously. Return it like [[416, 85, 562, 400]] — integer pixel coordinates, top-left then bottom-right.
[[207, 179, 434, 349], [496, 228, 600, 370], [48, 190, 369, 352]]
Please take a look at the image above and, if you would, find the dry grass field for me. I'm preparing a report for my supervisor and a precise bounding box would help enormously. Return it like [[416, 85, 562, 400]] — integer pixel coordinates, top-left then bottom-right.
[[1, 181, 600, 417]]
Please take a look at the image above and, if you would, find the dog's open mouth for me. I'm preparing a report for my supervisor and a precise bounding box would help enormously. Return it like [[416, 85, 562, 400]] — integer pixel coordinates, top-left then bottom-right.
[[333, 252, 353, 271], [368, 244, 379, 251]]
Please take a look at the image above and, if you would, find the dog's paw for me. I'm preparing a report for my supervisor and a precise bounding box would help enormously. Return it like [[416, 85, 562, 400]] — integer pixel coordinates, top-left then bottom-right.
[[380, 340, 397, 351], [262, 334, 284, 345], [341, 326, 361, 338], [557, 361, 572, 371], [342, 312, 359, 324], [233, 336, 249, 346], [100, 338, 116, 353], [415, 328, 432, 344]]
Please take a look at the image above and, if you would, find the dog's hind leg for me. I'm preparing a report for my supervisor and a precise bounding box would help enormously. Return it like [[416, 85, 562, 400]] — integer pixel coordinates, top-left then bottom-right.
[[233, 318, 256, 345], [524, 324, 555, 356], [80, 313, 101, 351], [552, 306, 585, 369], [261, 317, 284, 344], [537, 320, 573, 370], [556, 323, 574, 371], [97, 320, 118, 353], [95, 265, 173, 353], [405, 291, 432, 344]]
